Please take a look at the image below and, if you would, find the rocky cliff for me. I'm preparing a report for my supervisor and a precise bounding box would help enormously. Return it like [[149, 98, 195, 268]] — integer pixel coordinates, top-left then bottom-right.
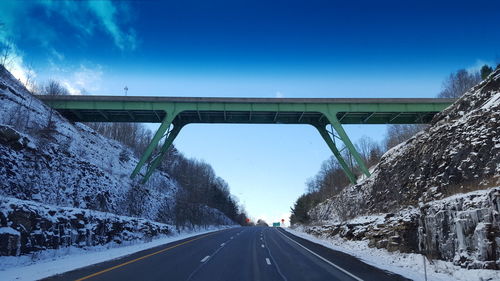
[[0, 197, 172, 256], [305, 187, 500, 269], [310, 69, 499, 221], [304, 69, 500, 269]]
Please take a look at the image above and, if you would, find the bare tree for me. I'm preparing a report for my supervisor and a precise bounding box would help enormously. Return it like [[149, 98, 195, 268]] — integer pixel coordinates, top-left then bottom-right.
[[43, 79, 69, 96], [438, 69, 480, 98], [0, 22, 14, 68], [86, 122, 153, 157], [356, 136, 383, 166], [24, 62, 38, 94], [384, 124, 426, 150], [41, 80, 69, 128], [0, 39, 15, 68]]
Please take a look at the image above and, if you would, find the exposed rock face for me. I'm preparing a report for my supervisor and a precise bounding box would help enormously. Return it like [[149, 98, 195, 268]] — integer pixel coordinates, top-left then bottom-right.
[[304, 187, 500, 269], [304, 210, 420, 253], [0, 125, 34, 150], [418, 188, 500, 269], [0, 197, 172, 256], [305, 69, 500, 269], [309, 70, 500, 223]]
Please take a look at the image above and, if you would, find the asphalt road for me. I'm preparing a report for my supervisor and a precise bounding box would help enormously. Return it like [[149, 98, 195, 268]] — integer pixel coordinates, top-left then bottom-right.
[[43, 227, 409, 281]]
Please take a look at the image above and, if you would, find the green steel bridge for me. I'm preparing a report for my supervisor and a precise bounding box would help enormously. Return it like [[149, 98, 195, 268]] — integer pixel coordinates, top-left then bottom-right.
[[38, 95, 455, 184]]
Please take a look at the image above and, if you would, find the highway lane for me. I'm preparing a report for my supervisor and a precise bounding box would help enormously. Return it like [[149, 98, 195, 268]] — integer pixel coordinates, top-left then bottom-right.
[[43, 227, 409, 281]]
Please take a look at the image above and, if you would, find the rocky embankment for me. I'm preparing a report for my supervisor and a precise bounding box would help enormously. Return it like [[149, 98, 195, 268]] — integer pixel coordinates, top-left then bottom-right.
[[303, 69, 500, 269], [0, 197, 172, 256], [304, 187, 500, 269]]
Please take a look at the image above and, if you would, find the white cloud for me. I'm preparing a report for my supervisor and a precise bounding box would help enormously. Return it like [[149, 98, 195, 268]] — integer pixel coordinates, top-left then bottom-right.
[[62, 64, 104, 95], [61, 80, 81, 95], [50, 48, 65, 61], [8, 55, 33, 88], [74, 65, 103, 91], [87, 1, 137, 50], [0, 2, 32, 84], [275, 91, 285, 98], [4, 0, 137, 54], [0, 39, 36, 91], [0, 0, 131, 90]]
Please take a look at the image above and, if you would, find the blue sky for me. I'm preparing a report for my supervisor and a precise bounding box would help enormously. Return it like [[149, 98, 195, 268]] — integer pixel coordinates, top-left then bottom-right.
[[1, 0, 499, 224]]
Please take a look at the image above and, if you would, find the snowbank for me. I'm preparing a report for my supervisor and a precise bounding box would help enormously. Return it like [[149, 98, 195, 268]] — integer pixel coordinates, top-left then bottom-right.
[[0, 226, 234, 281], [285, 227, 500, 281]]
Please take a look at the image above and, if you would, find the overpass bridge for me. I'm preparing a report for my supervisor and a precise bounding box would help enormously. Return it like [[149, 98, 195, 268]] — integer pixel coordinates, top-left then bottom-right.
[[38, 96, 455, 184]]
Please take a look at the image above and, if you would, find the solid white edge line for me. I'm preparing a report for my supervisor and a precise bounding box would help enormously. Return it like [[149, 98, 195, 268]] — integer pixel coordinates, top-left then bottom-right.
[[200, 255, 210, 263], [266, 258, 271, 265], [220, 243, 225, 247], [276, 229, 363, 281]]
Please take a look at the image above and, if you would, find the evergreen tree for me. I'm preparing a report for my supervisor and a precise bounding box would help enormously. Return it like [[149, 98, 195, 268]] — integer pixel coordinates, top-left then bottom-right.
[[480, 64, 493, 80]]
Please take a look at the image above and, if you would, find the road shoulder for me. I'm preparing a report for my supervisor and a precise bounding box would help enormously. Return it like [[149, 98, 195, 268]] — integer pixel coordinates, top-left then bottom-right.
[[277, 228, 408, 281], [0, 226, 235, 281], [283, 227, 500, 281]]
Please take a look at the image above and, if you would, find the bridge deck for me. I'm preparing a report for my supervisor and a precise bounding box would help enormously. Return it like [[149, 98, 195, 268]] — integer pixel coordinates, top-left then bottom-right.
[[37, 95, 455, 183], [38, 95, 455, 125]]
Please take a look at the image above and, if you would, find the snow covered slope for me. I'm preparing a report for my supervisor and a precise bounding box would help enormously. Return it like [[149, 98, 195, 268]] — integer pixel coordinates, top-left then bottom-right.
[[302, 69, 500, 270], [0, 66, 235, 256], [310, 69, 500, 222], [0, 66, 178, 219]]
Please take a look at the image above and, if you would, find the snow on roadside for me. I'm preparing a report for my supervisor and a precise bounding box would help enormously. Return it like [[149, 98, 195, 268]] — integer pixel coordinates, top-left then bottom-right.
[[0, 226, 235, 281], [284, 227, 500, 281]]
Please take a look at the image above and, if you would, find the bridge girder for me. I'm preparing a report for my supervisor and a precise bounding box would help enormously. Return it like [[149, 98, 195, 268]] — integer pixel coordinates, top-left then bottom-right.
[[38, 96, 454, 184]]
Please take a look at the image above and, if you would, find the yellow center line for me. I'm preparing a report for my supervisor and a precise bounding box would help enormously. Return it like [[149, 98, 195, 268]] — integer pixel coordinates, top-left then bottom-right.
[[75, 229, 227, 281]]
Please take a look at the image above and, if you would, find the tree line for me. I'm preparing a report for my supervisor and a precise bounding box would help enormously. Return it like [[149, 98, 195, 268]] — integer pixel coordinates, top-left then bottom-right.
[[290, 63, 499, 225], [86, 122, 251, 227]]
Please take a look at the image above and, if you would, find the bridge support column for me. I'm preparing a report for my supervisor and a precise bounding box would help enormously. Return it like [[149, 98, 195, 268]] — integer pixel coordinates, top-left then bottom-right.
[[315, 124, 357, 184], [130, 110, 178, 180], [141, 123, 184, 183], [329, 115, 371, 179], [316, 113, 372, 184]]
